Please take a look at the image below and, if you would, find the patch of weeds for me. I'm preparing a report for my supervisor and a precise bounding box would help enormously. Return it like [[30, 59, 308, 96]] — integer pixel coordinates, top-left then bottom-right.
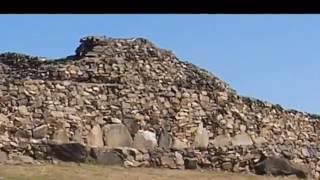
[[84, 156, 96, 165]]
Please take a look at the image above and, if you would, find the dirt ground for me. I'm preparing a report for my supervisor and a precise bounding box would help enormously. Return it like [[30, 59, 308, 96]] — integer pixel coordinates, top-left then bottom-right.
[[0, 164, 300, 180]]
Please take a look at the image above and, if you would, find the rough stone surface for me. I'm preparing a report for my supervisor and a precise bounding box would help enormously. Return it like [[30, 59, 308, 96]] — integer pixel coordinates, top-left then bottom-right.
[[174, 151, 184, 167], [0, 36, 319, 178], [254, 156, 308, 179], [103, 124, 133, 147], [172, 138, 188, 150], [17, 106, 29, 116], [158, 130, 172, 149], [49, 143, 88, 162], [160, 155, 176, 169], [111, 118, 122, 124], [231, 133, 253, 146], [32, 125, 48, 139], [72, 129, 84, 144], [10, 155, 34, 164], [91, 148, 124, 166], [184, 158, 198, 169], [194, 122, 209, 148], [0, 113, 9, 122], [0, 151, 7, 163], [87, 125, 104, 147], [133, 130, 157, 150], [222, 162, 233, 171], [52, 129, 69, 144], [211, 135, 231, 147]]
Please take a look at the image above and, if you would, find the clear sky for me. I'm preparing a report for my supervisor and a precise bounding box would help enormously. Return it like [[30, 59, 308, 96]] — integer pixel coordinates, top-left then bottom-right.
[[0, 15, 319, 114]]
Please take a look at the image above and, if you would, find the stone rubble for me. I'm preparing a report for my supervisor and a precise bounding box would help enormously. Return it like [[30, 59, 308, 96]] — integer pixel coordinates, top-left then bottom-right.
[[0, 36, 319, 179]]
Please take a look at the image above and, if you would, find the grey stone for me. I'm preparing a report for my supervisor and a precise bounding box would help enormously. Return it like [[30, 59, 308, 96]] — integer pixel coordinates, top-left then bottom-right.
[[211, 135, 231, 147], [174, 152, 184, 166], [306, 146, 319, 159], [194, 122, 209, 148], [15, 129, 32, 138], [72, 129, 84, 144], [20, 155, 34, 164], [222, 162, 233, 171], [114, 147, 140, 161], [301, 148, 310, 157], [91, 148, 124, 166], [17, 106, 29, 116], [52, 129, 69, 144], [50, 111, 64, 118], [231, 133, 253, 146], [112, 147, 136, 157], [239, 124, 247, 132], [184, 157, 198, 169], [160, 155, 176, 169], [33, 125, 48, 139], [252, 136, 266, 147], [0, 151, 8, 163], [103, 124, 133, 147], [0, 113, 9, 122], [11, 155, 34, 164], [122, 117, 139, 136], [133, 130, 157, 150], [172, 138, 188, 150], [281, 149, 294, 160], [87, 125, 104, 147], [254, 156, 308, 179], [158, 130, 172, 149], [111, 117, 122, 124], [50, 143, 88, 162], [124, 160, 149, 167], [142, 153, 150, 161]]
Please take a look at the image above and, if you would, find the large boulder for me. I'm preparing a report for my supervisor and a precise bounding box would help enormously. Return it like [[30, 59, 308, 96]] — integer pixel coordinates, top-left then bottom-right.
[[87, 125, 104, 147], [158, 130, 172, 149], [0, 151, 7, 163], [103, 124, 133, 147], [90, 148, 124, 166], [49, 143, 88, 162], [133, 130, 158, 150], [193, 122, 209, 149], [254, 156, 309, 179]]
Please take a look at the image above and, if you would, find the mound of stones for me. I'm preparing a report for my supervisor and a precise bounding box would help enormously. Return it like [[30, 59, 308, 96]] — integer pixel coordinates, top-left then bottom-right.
[[0, 36, 319, 179]]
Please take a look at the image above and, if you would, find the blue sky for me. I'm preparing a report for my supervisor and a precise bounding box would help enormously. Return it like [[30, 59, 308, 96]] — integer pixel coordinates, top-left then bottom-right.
[[0, 15, 319, 114]]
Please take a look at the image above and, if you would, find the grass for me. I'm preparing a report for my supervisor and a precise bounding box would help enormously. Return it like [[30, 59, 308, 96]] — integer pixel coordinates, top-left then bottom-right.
[[0, 164, 300, 180]]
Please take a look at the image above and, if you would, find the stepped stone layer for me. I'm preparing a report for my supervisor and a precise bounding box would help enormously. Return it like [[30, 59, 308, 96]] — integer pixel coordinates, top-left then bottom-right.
[[0, 36, 319, 178]]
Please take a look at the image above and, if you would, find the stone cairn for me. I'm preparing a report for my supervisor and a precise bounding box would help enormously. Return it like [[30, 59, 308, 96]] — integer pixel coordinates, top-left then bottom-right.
[[0, 36, 319, 178]]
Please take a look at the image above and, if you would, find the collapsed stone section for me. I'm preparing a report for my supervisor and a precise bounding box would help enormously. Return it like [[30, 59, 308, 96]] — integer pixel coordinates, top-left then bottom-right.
[[0, 36, 319, 178]]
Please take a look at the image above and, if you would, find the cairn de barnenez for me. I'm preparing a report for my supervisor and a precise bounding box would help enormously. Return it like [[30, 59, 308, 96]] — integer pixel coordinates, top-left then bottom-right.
[[0, 36, 319, 178]]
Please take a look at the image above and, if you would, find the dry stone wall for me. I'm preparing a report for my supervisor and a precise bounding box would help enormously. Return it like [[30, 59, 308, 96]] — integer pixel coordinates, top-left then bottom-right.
[[0, 36, 319, 178]]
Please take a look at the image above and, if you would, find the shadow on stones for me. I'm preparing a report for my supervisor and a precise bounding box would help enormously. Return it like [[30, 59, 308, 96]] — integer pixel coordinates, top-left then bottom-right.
[[49, 143, 88, 163], [48, 142, 125, 167]]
